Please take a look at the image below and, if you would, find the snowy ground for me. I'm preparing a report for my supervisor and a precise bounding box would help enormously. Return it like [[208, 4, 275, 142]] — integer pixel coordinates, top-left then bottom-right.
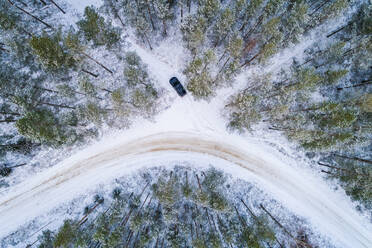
[[0, 1, 371, 248], [1, 91, 372, 247]]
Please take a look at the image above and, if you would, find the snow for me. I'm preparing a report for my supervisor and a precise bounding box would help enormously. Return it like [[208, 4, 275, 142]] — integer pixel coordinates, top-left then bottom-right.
[[0, 1, 371, 248], [1, 76, 372, 248], [64, 0, 102, 13]]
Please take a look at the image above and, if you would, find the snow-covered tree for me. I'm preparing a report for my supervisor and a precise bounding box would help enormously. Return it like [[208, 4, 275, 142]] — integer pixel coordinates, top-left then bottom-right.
[[77, 6, 120, 48]]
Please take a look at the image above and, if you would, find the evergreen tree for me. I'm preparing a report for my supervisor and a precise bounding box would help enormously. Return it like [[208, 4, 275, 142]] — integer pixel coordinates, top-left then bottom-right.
[[79, 102, 105, 126], [153, 0, 173, 36], [77, 6, 120, 48], [198, 0, 221, 22], [123, 51, 150, 88], [37, 230, 54, 248], [30, 32, 75, 71], [184, 50, 216, 100], [181, 16, 207, 55], [212, 8, 234, 47], [53, 220, 78, 247], [16, 109, 65, 145], [284, 0, 309, 44]]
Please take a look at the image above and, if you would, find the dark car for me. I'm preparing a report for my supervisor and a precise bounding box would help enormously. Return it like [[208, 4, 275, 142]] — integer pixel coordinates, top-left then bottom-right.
[[169, 77, 187, 97]]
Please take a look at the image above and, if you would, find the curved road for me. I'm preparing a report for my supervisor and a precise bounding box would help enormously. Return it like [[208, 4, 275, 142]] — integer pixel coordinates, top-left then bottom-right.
[[0, 131, 371, 247]]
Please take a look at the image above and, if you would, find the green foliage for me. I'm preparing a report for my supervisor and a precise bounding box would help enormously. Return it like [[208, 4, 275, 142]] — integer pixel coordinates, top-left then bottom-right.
[[79, 102, 105, 125], [253, 215, 276, 243], [184, 50, 216, 100], [93, 214, 110, 244], [226, 93, 262, 131], [301, 132, 354, 151], [240, 226, 261, 247], [122, 51, 159, 113], [288, 68, 322, 92], [16, 109, 65, 144], [63, 30, 82, 52], [264, 0, 284, 17], [329, 160, 372, 209], [198, 0, 221, 21], [30, 33, 75, 71], [152, 175, 180, 206], [181, 16, 207, 54], [324, 0, 348, 19], [323, 69, 348, 85], [123, 51, 149, 87], [0, 7, 17, 31], [37, 230, 54, 248], [226, 35, 243, 59], [79, 78, 97, 97], [285, 1, 308, 44], [359, 94, 372, 113], [208, 233, 222, 248], [259, 41, 278, 63], [355, 4, 372, 35], [33, 167, 315, 248], [132, 86, 158, 114], [186, 70, 215, 99], [213, 8, 234, 45], [261, 17, 281, 42], [77, 6, 120, 48], [111, 88, 131, 119], [209, 191, 228, 211], [182, 181, 193, 198], [53, 220, 78, 247], [153, 0, 173, 35], [130, 212, 145, 230], [193, 238, 207, 248], [241, 0, 264, 22], [56, 84, 76, 98], [202, 167, 226, 191], [134, 15, 151, 40]]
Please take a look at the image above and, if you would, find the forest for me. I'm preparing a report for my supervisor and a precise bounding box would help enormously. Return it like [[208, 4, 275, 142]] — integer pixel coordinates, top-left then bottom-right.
[[30, 167, 320, 248], [0, 0, 371, 246]]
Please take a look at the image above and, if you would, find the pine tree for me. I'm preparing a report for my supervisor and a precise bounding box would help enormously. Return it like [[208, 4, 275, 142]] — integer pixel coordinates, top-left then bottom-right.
[[198, 0, 220, 22], [123, 51, 150, 88], [184, 49, 216, 100], [212, 8, 234, 47], [181, 16, 207, 54], [79, 77, 98, 98], [16, 109, 65, 145], [37, 230, 54, 248], [284, 0, 309, 44], [53, 220, 78, 247], [93, 213, 110, 245], [226, 93, 262, 131], [30, 32, 75, 71], [79, 102, 105, 126], [111, 88, 131, 119], [135, 15, 153, 50], [312, 0, 349, 26], [237, 0, 264, 32], [153, 0, 173, 36], [77, 6, 120, 48]]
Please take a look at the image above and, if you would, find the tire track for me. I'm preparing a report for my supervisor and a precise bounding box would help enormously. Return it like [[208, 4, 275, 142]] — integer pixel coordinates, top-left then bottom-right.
[[0, 132, 371, 247]]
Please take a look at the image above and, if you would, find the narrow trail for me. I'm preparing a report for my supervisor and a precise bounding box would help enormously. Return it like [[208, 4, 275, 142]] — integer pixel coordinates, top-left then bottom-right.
[[0, 131, 371, 248]]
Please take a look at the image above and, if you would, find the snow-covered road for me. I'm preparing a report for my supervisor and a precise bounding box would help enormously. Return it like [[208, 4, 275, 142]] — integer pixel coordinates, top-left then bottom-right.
[[0, 102, 371, 247]]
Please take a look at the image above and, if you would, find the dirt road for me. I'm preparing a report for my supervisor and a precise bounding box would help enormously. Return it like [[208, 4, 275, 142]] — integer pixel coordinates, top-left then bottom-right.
[[0, 131, 371, 247]]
